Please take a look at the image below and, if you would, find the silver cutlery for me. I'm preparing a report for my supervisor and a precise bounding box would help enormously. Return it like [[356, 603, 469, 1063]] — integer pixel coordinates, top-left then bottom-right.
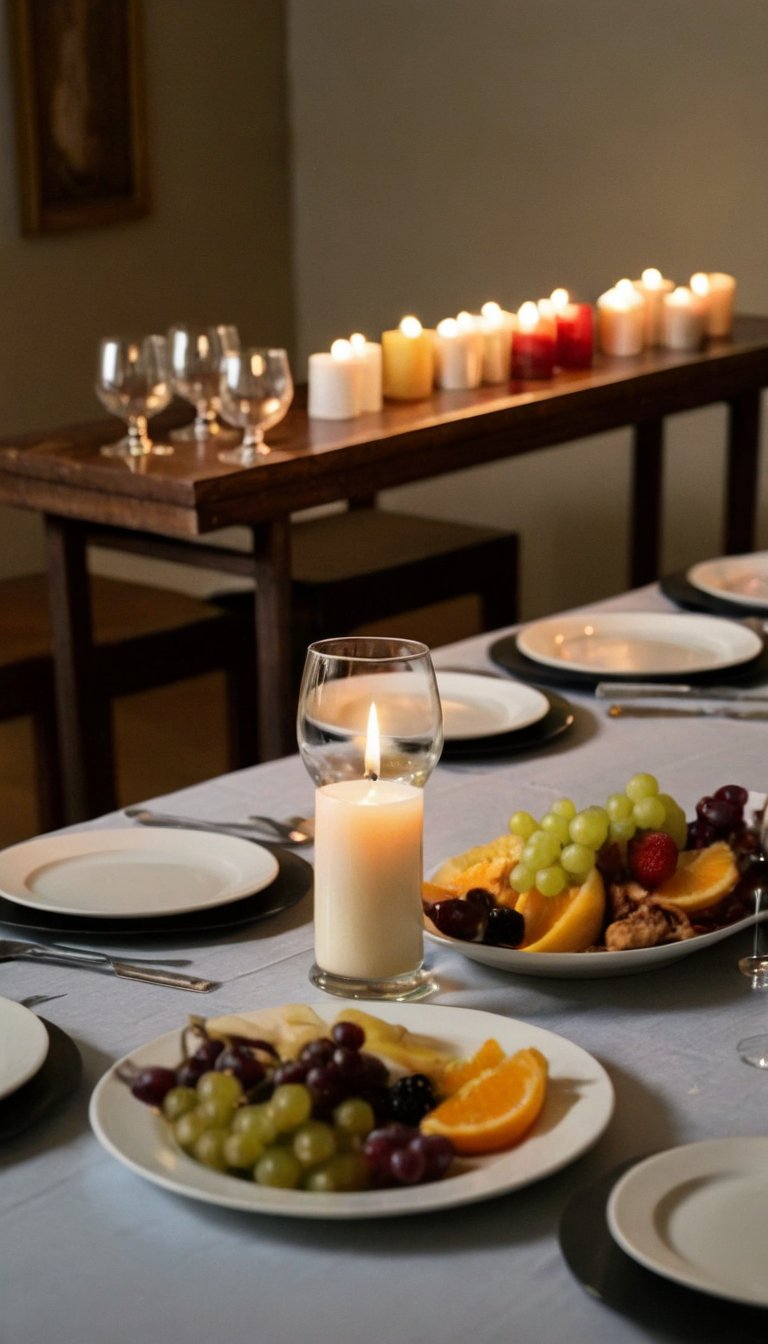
[[248, 813, 314, 842], [596, 681, 768, 702], [0, 939, 217, 992], [607, 704, 768, 721], [125, 807, 312, 845], [19, 993, 67, 1008]]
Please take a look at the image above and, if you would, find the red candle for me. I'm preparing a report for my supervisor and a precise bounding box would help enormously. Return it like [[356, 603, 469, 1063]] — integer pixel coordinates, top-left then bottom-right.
[[512, 302, 556, 379], [550, 289, 594, 368]]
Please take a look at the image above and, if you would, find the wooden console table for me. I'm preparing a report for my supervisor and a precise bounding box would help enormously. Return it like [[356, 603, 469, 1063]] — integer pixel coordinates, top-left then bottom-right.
[[0, 314, 766, 820]]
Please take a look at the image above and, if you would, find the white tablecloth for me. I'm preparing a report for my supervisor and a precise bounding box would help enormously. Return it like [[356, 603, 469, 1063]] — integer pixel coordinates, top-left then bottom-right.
[[3, 586, 767, 1344]]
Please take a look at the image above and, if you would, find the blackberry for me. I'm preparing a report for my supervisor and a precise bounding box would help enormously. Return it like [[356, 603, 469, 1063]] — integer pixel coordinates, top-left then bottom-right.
[[388, 1073, 435, 1126]]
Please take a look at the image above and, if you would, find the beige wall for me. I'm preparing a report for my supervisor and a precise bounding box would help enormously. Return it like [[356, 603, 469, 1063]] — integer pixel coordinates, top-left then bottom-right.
[[287, 0, 768, 617], [0, 0, 293, 580]]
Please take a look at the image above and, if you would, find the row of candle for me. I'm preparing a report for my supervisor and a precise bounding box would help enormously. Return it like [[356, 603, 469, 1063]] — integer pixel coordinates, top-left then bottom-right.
[[307, 269, 736, 418]]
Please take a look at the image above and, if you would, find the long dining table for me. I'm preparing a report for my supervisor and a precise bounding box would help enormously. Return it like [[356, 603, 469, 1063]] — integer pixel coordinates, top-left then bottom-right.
[[3, 582, 768, 1344], [0, 315, 767, 822]]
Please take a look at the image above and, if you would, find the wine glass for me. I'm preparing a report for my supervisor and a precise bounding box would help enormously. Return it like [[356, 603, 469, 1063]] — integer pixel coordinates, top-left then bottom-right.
[[297, 636, 443, 1001], [167, 323, 241, 443], [737, 804, 768, 1068], [96, 335, 173, 458], [217, 347, 293, 466]]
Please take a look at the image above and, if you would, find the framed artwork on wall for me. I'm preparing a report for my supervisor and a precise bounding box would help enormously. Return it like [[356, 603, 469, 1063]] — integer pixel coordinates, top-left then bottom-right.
[[8, 0, 149, 235]]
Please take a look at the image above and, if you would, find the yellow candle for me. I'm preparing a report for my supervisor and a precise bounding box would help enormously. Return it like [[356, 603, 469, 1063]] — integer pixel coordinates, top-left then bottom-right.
[[632, 267, 674, 346], [381, 316, 435, 400], [690, 272, 736, 338]]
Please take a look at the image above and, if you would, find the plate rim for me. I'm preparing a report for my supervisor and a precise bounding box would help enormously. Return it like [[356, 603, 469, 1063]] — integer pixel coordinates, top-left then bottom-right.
[[515, 611, 763, 677], [0, 827, 279, 920], [0, 995, 50, 1101], [687, 553, 768, 610], [435, 670, 550, 739], [606, 1137, 768, 1307], [89, 1000, 614, 1220]]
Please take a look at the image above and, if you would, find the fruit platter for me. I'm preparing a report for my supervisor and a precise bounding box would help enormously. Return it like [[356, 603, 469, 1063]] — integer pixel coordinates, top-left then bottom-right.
[[89, 1001, 614, 1219], [423, 776, 768, 978]]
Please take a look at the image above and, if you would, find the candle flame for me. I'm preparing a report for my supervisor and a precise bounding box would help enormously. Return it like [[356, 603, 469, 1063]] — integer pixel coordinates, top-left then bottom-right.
[[330, 339, 354, 360], [456, 310, 476, 331], [641, 267, 663, 288], [669, 286, 692, 305], [517, 301, 539, 331], [349, 332, 367, 351], [400, 316, 423, 339], [615, 278, 637, 301], [436, 317, 459, 338], [537, 298, 556, 319], [550, 288, 570, 311], [480, 301, 502, 322], [690, 272, 710, 296], [364, 702, 380, 779]]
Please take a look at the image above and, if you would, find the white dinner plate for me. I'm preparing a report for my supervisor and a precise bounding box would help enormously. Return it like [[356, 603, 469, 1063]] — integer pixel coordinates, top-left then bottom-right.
[[436, 672, 549, 739], [89, 1000, 614, 1220], [687, 552, 768, 611], [607, 1138, 768, 1307], [0, 995, 50, 1101], [516, 612, 762, 677], [424, 906, 768, 978], [0, 828, 279, 919]]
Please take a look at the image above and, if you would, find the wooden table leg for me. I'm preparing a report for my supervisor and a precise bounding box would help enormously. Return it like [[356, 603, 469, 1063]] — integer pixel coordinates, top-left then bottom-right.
[[44, 515, 117, 822], [630, 419, 664, 587], [725, 389, 761, 555], [250, 519, 295, 760]]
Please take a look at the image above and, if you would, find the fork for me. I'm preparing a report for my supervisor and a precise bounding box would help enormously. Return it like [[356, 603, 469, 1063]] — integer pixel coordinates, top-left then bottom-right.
[[0, 940, 217, 992]]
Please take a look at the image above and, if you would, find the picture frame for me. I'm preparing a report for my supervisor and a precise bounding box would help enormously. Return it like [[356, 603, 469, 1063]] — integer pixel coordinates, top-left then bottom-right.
[[8, 0, 149, 236]]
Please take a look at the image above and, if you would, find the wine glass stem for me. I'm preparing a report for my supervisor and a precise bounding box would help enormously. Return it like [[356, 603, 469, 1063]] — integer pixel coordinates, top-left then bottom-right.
[[242, 426, 267, 454], [127, 415, 151, 456], [194, 405, 216, 437]]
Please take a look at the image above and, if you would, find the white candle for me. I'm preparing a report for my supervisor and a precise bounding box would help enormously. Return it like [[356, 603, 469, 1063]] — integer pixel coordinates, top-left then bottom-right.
[[313, 704, 424, 980], [632, 267, 674, 346], [308, 339, 363, 419], [479, 301, 514, 383], [597, 279, 645, 356], [434, 315, 482, 390], [349, 332, 383, 411], [690, 271, 736, 338], [661, 286, 706, 351]]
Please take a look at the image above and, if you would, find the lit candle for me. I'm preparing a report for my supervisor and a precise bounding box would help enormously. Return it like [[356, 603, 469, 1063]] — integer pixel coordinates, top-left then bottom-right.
[[690, 272, 736, 338], [550, 288, 594, 368], [661, 286, 707, 351], [632, 268, 674, 346], [511, 300, 556, 378], [349, 332, 383, 412], [434, 315, 483, 390], [308, 339, 363, 419], [313, 703, 425, 981], [381, 316, 435, 400], [596, 280, 645, 356], [479, 301, 515, 383]]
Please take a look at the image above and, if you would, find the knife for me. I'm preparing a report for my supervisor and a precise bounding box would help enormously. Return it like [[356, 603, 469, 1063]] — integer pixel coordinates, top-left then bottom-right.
[[596, 681, 768, 702], [0, 939, 218, 991], [607, 704, 768, 721]]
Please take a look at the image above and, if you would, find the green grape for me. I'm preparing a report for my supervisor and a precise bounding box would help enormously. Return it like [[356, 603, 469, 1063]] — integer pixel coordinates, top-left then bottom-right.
[[522, 830, 561, 870], [509, 810, 540, 840], [269, 1083, 313, 1133], [606, 793, 633, 821], [609, 817, 637, 844], [535, 864, 568, 897], [255, 1146, 303, 1188], [192, 1128, 229, 1171], [569, 807, 609, 849], [293, 1121, 337, 1168], [197, 1070, 243, 1107], [632, 796, 666, 830], [233, 1103, 277, 1145], [509, 863, 535, 893], [540, 812, 571, 845], [198, 1095, 237, 1128], [173, 1109, 210, 1151], [223, 1129, 266, 1169], [305, 1152, 370, 1193], [560, 842, 596, 876], [333, 1097, 375, 1137], [551, 798, 576, 820], [625, 772, 659, 801], [162, 1086, 198, 1122]]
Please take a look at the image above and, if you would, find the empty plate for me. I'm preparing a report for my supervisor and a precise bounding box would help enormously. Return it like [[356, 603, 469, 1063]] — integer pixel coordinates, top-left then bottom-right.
[[516, 612, 762, 677], [688, 553, 768, 610], [0, 996, 50, 1101], [435, 671, 549, 739]]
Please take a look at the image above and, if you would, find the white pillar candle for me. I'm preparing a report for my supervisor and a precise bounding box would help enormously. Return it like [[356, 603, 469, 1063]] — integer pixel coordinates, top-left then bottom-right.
[[661, 286, 707, 351], [434, 316, 482, 389], [349, 332, 383, 411], [479, 301, 514, 382], [690, 272, 736, 338], [596, 279, 645, 356], [308, 339, 363, 419], [632, 267, 674, 346]]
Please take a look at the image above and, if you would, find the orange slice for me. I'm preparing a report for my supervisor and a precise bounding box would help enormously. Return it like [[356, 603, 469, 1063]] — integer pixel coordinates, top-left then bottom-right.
[[440, 1038, 505, 1096], [421, 1047, 548, 1154], [653, 841, 739, 911], [515, 867, 605, 953], [430, 834, 524, 901]]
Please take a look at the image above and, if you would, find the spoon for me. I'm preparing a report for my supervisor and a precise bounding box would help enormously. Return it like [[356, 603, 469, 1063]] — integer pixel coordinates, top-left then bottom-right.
[[249, 813, 315, 842], [125, 807, 313, 845]]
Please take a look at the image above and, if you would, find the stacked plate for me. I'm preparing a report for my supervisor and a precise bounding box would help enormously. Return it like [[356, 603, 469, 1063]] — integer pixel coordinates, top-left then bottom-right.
[[0, 996, 81, 1140], [662, 549, 768, 619]]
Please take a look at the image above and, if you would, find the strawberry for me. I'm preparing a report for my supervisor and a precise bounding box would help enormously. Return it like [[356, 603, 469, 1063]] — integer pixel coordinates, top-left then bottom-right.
[[628, 832, 679, 889]]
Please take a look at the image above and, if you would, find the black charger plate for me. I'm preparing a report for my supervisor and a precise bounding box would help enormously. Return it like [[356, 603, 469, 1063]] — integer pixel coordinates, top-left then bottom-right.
[[0, 846, 312, 939], [0, 1018, 82, 1141], [440, 688, 575, 757], [661, 569, 768, 619]]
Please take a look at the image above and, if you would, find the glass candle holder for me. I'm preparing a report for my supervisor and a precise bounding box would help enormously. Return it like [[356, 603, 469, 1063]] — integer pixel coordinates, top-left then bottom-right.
[[297, 636, 443, 1001]]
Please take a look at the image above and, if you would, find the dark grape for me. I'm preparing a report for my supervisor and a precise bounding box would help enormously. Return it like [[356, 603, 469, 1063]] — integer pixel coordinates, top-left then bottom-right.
[[430, 898, 485, 941], [412, 1133, 455, 1181], [357, 1051, 389, 1088], [192, 1038, 225, 1068], [713, 784, 748, 810], [464, 888, 496, 913], [306, 1064, 347, 1113], [130, 1066, 177, 1107], [390, 1143, 426, 1185], [362, 1124, 411, 1179], [331, 1021, 365, 1051], [215, 1046, 266, 1091], [176, 1057, 208, 1088], [332, 1045, 365, 1080], [483, 906, 525, 947], [696, 795, 741, 833], [272, 1059, 309, 1086], [299, 1037, 335, 1066]]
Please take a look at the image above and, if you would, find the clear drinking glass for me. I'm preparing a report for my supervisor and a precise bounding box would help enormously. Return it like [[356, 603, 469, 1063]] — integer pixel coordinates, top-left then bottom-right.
[[167, 323, 241, 443], [96, 335, 174, 458], [297, 637, 443, 1002], [217, 347, 293, 466]]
